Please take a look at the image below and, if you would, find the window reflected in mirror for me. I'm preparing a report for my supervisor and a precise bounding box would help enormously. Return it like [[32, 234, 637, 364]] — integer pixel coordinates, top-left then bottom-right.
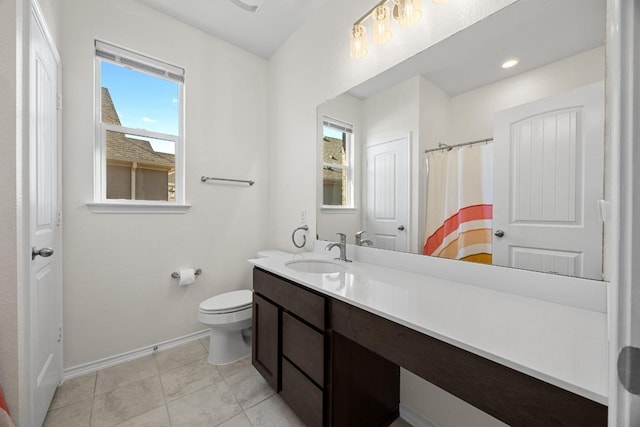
[[322, 118, 354, 208]]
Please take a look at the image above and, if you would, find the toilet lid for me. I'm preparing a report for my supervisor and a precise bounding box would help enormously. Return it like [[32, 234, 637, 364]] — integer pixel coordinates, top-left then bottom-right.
[[200, 290, 252, 313]]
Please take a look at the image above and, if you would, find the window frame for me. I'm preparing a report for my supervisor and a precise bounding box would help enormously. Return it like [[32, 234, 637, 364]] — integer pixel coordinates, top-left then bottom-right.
[[321, 117, 355, 210], [88, 40, 190, 214]]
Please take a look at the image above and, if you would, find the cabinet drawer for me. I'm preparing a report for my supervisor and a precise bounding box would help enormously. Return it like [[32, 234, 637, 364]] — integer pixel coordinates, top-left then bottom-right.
[[253, 268, 325, 330], [283, 312, 324, 386], [281, 358, 323, 427]]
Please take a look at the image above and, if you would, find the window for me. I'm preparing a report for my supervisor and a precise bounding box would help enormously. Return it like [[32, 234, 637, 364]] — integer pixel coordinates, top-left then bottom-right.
[[322, 117, 354, 208], [90, 41, 188, 213]]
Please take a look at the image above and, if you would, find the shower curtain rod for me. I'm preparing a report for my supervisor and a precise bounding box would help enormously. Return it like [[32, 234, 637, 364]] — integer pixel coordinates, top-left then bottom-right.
[[424, 137, 493, 154]]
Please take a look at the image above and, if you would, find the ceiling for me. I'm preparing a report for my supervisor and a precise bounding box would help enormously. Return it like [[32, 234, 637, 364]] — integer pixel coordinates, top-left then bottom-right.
[[133, 0, 326, 58], [132, 0, 605, 93], [348, 0, 605, 98]]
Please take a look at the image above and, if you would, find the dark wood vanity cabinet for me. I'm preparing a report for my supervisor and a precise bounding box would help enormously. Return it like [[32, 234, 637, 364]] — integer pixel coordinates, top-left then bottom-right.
[[253, 267, 607, 427], [252, 268, 399, 427], [252, 268, 327, 427]]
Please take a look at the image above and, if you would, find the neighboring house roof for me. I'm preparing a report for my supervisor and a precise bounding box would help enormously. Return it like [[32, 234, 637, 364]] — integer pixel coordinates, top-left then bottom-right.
[[323, 136, 344, 182], [101, 87, 175, 169]]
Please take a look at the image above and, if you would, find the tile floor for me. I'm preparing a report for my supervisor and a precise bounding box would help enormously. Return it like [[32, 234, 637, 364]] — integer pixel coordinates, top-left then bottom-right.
[[44, 338, 412, 427]]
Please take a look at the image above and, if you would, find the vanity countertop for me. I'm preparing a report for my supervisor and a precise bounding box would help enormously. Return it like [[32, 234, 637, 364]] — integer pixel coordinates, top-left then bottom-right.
[[249, 251, 608, 405]]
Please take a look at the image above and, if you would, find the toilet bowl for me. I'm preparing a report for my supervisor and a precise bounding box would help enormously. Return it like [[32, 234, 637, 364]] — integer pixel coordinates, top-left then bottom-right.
[[198, 290, 253, 365], [199, 250, 290, 365]]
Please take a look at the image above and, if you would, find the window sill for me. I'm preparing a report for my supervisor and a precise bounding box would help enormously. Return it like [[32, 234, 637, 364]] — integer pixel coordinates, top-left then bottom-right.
[[87, 202, 192, 214], [321, 207, 357, 213]]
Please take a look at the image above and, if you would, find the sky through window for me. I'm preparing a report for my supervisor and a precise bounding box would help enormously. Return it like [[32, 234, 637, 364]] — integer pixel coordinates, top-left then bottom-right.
[[101, 61, 179, 153]]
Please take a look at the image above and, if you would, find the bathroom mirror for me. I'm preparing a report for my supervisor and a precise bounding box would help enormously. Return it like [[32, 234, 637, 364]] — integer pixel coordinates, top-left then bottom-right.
[[317, 0, 606, 280]]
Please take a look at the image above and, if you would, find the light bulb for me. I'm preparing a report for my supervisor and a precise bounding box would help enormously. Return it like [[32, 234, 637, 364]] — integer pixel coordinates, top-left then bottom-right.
[[372, 4, 392, 44], [393, 0, 422, 27], [350, 24, 368, 59]]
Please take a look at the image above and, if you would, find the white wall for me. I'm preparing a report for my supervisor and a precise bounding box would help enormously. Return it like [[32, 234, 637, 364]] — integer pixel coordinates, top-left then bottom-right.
[[448, 46, 605, 144], [417, 76, 452, 249], [363, 76, 421, 252], [267, 1, 518, 425], [0, 0, 24, 419], [60, 0, 270, 368]]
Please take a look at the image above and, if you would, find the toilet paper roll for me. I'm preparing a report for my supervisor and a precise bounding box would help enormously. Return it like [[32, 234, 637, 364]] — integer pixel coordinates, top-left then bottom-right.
[[179, 268, 196, 286]]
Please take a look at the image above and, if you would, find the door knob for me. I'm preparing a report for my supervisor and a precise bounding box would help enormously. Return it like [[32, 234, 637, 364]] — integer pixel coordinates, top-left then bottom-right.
[[32, 247, 54, 260], [494, 230, 505, 238], [397, 225, 405, 231]]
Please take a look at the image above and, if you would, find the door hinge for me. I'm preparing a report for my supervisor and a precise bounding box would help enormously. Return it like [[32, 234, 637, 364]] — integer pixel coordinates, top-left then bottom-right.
[[56, 94, 62, 110], [56, 210, 62, 226], [57, 327, 62, 343], [598, 200, 610, 222]]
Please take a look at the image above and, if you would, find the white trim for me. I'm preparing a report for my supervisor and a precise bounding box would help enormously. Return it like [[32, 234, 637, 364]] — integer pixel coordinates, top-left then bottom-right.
[[94, 49, 185, 206], [320, 207, 357, 213], [322, 116, 354, 133], [609, 0, 638, 424], [63, 329, 210, 381], [95, 40, 184, 80], [399, 404, 436, 427], [30, 0, 60, 62], [607, 0, 622, 424], [102, 123, 179, 142], [86, 201, 191, 214]]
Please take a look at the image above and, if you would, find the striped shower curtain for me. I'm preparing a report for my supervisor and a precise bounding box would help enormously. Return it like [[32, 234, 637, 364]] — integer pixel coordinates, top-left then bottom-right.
[[423, 143, 493, 264]]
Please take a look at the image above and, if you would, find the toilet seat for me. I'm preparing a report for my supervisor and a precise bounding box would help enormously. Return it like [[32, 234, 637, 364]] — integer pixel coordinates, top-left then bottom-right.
[[199, 290, 252, 314]]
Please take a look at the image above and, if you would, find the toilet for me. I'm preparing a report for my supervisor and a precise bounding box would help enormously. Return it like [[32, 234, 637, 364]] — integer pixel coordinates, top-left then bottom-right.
[[198, 250, 290, 365]]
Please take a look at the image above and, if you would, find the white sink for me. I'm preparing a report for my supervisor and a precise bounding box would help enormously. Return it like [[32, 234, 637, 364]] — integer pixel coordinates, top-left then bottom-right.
[[285, 259, 347, 274]]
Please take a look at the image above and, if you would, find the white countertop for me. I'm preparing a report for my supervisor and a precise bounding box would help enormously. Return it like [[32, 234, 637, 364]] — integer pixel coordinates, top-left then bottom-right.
[[249, 251, 608, 405]]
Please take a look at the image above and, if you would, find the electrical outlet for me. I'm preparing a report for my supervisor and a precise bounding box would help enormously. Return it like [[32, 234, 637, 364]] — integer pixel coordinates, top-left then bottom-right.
[[300, 208, 307, 224]]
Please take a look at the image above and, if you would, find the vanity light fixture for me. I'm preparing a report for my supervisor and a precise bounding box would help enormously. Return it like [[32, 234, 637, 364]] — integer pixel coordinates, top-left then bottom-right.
[[502, 58, 520, 69], [351, 0, 445, 59]]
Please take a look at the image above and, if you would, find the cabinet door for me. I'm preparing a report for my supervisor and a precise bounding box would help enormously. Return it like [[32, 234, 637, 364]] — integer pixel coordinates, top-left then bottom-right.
[[252, 293, 279, 390]]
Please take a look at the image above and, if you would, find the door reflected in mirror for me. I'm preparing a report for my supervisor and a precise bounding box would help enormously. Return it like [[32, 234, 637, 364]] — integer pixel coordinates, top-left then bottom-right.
[[316, 0, 606, 280]]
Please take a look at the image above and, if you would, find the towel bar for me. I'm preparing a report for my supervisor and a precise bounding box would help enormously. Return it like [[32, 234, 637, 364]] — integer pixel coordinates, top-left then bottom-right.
[[201, 176, 255, 186]]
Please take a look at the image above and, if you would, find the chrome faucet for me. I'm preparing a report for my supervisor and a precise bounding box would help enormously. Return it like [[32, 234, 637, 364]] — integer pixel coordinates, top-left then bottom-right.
[[355, 230, 373, 247], [325, 233, 352, 262]]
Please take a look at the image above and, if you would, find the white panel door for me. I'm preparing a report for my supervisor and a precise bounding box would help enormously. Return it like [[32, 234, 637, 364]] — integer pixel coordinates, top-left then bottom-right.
[[366, 137, 409, 251], [30, 7, 62, 426], [493, 82, 604, 279]]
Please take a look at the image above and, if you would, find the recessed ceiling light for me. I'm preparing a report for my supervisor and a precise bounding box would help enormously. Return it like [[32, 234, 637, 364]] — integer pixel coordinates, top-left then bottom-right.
[[502, 58, 520, 69]]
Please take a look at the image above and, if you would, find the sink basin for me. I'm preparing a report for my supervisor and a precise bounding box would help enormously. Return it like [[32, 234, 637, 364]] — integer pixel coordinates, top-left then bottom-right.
[[285, 259, 347, 274]]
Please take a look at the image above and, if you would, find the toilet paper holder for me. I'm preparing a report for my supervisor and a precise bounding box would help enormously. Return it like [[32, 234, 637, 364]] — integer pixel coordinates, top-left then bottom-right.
[[171, 268, 202, 279]]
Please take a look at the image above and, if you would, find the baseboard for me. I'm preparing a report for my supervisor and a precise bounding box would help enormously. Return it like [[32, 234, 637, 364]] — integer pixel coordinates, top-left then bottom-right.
[[400, 403, 436, 427], [63, 329, 210, 381]]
